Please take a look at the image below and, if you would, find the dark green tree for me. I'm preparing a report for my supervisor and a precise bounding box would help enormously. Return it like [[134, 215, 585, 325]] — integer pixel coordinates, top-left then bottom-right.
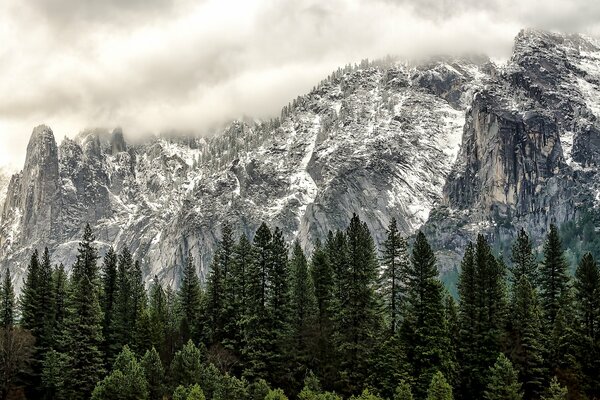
[[402, 231, 453, 398], [539, 224, 569, 328], [91, 345, 148, 400], [290, 240, 317, 375], [510, 228, 538, 286], [141, 346, 164, 400], [426, 371, 453, 400], [62, 224, 105, 399], [20, 250, 40, 332], [100, 247, 118, 364], [334, 214, 382, 395], [574, 252, 600, 397], [178, 252, 203, 342], [380, 218, 409, 335], [509, 277, 545, 399], [484, 353, 523, 400], [1, 268, 14, 328]]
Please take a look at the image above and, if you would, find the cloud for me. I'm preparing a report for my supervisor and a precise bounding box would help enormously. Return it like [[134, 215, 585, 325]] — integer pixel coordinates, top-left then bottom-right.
[[0, 0, 599, 168]]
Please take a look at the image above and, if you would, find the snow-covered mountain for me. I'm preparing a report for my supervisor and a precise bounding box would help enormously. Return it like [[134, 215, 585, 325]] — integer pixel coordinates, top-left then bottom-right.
[[2, 29, 600, 290]]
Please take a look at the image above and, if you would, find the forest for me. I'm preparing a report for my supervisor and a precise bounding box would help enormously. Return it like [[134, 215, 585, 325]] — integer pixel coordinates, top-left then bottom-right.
[[0, 214, 598, 400]]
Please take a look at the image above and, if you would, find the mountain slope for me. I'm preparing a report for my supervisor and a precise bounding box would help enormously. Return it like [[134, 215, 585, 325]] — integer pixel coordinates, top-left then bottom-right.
[[0, 57, 491, 289]]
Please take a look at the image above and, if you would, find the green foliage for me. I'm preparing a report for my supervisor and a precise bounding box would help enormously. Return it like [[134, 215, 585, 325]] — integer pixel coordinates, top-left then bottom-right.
[[265, 388, 289, 400], [539, 224, 570, 328], [91, 345, 148, 400], [380, 218, 410, 335], [542, 377, 568, 400], [393, 380, 413, 400], [402, 231, 453, 398], [426, 371, 453, 400], [170, 340, 204, 388], [510, 228, 539, 286], [141, 347, 164, 400], [484, 353, 522, 400], [173, 384, 206, 400], [349, 388, 385, 400], [1, 268, 14, 328], [178, 252, 203, 342], [62, 225, 106, 399]]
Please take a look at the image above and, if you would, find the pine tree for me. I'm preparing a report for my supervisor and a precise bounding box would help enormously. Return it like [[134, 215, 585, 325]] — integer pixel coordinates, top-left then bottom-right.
[[484, 353, 523, 400], [394, 380, 414, 400], [170, 340, 204, 388], [20, 250, 40, 331], [268, 227, 293, 388], [141, 346, 164, 400], [380, 218, 409, 335], [310, 240, 336, 389], [207, 223, 234, 345], [242, 223, 273, 381], [542, 377, 568, 400], [402, 231, 453, 398], [509, 276, 545, 399], [510, 228, 538, 286], [574, 252, 600, 397], [335, 214, 382, 394], [131, 260, 149, 353], [148, 277, 168, 358], [1, 268, 14, 328], [178, 252, 203, 342], [426, 371, 453, 400], [91, 345, 148, 400], [110, 247, 135, 359], [457, 235, 507, 399], [100, 247, 118, 364], [223, 234, 252, 358], [51, 264, 68, 348], [539, 224, 569, 328], [62, 224, 105, 399], [290, 240, 317, 374]]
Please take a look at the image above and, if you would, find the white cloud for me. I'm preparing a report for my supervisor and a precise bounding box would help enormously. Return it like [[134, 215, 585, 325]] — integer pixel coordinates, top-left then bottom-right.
[[1, 0, 599, 167]]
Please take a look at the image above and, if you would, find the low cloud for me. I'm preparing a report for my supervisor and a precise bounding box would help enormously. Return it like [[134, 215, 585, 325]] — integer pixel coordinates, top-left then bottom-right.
[[1, 0, 599, 167]]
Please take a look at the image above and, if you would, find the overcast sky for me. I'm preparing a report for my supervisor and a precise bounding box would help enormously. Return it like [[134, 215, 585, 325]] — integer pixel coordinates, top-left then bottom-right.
[[1, 0, 600, 169]]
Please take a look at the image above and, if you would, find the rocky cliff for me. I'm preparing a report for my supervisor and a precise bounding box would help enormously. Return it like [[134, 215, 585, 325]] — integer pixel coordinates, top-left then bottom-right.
[[3, 29, 600, 290]]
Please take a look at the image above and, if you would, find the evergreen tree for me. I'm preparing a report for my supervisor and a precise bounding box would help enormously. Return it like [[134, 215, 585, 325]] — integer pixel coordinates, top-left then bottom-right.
[[20, 249, 40, 332], [402, 231, 452, 398], [206, 223, 234, 345], [539, 224, 569, 328], [290, 240, 317, 374], [141, 346, 164, 400], [310, 240, 336, 389], [100, 247, 118, 364], [242, 223, 273, 381], [484, 353, 523, 400], [510, 276, 545, 399], [62, 224, 105, 399], [380, 218, 409, 335], [335, 214, 382, 395], [110, 247, 135, 359], [51, 264, 68, 346], [223, 234, 252, 358], [268, 227, 293, 388], [457, 236, 507, 399], [178, 252, 203, 342], [426, 371, 453, 400], [91, 345, 148, 400], [394, 380, 414, 400], [131, 260, 149, 353], [542, 377, 568, 400], [148, 277, 168, 358], [510, 228, 538, 286], [170, 340, 204, 388], [1, 268, 14, 328], [574, 252, 600, 397]]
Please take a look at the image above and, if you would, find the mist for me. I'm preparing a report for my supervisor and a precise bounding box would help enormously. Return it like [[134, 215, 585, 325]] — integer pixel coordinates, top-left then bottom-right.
[[1, 0, 600, 168]]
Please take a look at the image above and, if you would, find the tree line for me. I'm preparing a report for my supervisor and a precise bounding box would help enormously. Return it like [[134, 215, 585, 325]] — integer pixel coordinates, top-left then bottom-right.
[[0, 214, 599, 400]]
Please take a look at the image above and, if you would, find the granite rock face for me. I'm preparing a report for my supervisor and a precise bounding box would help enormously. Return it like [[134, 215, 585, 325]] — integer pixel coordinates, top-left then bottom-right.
[[3, 29, 600, 289]]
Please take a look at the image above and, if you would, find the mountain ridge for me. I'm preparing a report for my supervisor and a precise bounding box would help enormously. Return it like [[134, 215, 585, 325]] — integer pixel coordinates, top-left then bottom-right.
[[2, 28, 600, 291]]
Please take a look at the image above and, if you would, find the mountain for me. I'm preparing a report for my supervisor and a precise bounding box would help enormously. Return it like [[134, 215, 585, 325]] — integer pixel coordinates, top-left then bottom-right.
[[2, 29, 600, 290]]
